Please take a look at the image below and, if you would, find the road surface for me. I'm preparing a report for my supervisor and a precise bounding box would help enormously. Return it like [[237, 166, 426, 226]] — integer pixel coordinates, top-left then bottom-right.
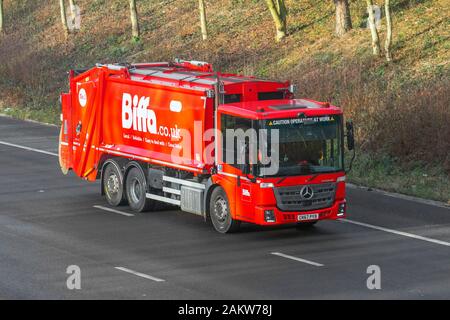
[[0, 116, 449, 299]]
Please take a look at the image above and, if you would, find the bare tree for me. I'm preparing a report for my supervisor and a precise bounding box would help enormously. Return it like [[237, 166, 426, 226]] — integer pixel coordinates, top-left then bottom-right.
[[199, 0, 208, 40], [265, 0, 287, 42], [366, 0, 380, 55], [385, 0, 393, 61], [59, 0, 69, 38], [129, 0, 140, 39], [334, 0, 352, 37], [0, 0, 4, 33]]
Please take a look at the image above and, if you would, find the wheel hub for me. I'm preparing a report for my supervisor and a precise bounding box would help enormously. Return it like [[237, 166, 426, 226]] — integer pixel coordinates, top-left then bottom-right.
[[214, 197, 228, 222], [107, 173, 120, 194], [130, 178, 142, 203]]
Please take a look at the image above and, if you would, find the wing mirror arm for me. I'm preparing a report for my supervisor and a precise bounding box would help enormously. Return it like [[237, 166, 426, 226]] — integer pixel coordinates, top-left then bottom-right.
[[346, 120, 355, 151], [345, 120, 356, 173], [242, 164, 257, 183]]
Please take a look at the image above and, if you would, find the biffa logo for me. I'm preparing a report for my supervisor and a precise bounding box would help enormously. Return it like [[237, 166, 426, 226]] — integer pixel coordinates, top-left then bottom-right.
[[122, 93, 157, 134]]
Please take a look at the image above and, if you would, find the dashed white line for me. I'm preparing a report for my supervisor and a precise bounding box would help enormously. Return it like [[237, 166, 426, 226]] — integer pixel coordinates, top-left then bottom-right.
[[0, 140, 58, 157], [271, 252, 324, 267], [114, 267, 165, 282], [93, 205, 134, 217], [341, 218, 450, 247]]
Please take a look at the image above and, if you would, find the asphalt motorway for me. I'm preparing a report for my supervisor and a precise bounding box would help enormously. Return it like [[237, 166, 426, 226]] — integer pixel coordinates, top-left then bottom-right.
[[0, 116, 450, 299]]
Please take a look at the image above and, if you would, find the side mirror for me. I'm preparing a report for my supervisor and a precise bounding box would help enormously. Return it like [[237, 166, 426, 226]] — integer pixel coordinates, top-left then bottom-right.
[[289, 84, 297, 94], [346, 120, 355, 151]]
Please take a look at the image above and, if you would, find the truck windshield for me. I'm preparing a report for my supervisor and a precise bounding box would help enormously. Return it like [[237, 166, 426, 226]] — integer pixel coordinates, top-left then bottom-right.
[[257, 115, 343, 177]]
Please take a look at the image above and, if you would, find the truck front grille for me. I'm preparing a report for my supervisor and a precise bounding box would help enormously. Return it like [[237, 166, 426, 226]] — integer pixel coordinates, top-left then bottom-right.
[[274, 183, 336, 212]]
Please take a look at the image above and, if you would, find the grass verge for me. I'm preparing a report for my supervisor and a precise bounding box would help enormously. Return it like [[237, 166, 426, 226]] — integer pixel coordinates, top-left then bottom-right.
[[347, 153, 450, 204], [0, 106, 60, 125]]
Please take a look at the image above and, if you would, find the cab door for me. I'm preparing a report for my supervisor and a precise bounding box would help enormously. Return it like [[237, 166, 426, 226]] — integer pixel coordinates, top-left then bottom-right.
[[219, 113, 256, 221], [236, 174, 255, 220]]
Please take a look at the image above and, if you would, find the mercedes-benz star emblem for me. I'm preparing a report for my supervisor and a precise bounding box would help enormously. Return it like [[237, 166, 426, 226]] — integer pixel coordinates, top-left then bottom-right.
[[300, 186, 314, 199]]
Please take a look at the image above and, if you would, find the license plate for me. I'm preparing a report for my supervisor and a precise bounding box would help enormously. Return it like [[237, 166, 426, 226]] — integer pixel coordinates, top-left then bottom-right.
[[297, 213, 319, 221]]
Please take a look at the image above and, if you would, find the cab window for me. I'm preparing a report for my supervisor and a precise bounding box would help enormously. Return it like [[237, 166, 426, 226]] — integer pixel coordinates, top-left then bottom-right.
[[221, 114, 253, 169]]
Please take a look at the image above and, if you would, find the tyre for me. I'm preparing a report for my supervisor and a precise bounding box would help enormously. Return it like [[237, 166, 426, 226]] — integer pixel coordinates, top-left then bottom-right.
[[209, 187, 241, 234], [125, 166, 155, 212], [103, 161, 126, 206]]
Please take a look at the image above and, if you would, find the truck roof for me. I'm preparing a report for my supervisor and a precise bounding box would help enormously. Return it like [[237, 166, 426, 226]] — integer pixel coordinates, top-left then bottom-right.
[[85, 61, 340, 121], [127, 63, 341, 119], [129, 62, 278, 91], [219, 99, 342, 120]]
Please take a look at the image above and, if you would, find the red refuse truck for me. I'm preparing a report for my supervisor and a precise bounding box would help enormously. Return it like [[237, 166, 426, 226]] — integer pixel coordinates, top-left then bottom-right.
[[59, 60, 355, 233]]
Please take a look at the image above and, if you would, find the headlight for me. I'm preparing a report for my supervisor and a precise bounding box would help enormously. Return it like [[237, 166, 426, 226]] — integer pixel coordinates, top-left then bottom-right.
[[338, 202, 346, 216], [264, 210, 276, 222], [260, 182, 274, 189]]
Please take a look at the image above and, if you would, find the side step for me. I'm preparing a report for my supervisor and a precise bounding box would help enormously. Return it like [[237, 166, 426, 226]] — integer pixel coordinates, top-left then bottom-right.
[[162, 175, 205, 189], [145, 175, 206, 215], [146, 193, 180, 206]]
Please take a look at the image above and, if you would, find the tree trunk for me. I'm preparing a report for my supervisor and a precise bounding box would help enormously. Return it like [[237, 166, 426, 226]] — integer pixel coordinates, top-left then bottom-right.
[[59, 0, 69, 38], [366, 0, 380, 55], [68, 0, 77, 30], [199, 0, 208, 40], [265, 0, 287, 42], [385, 0, 393, 62], [334, 0, 352, 37], [129, 0, 140, 39], [275, 0, 287, 36], [0, 0, 4, 33]]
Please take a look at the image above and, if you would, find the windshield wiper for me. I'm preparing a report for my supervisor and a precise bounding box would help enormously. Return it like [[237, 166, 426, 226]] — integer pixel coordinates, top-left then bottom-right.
[[277, 176, 288, 184], [276, 163, 315, 184], [306, 173, 320, 182], [299, 162, 315, 173]]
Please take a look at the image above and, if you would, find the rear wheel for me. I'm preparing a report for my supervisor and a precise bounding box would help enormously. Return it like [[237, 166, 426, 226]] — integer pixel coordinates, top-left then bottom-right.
[[103, 161, 126, 206], [125, 167, 155, 212], [209, 187, 241, 234]]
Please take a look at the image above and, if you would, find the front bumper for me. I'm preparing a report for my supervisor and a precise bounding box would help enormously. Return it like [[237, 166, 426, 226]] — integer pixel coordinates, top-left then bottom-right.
[[253, 200, 346, 226]]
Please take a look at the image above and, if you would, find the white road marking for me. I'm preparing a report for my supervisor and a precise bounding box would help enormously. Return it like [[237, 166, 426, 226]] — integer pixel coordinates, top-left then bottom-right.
[[271, 252, 324, 267], [114, 267, 165, 282], [93, 205, 134, 217], [0, 140, 58, 157], [341, 219, 450, 247]]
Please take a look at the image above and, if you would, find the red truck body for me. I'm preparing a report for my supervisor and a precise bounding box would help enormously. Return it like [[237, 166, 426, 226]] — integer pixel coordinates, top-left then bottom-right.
[[60, 60, 347, 233]]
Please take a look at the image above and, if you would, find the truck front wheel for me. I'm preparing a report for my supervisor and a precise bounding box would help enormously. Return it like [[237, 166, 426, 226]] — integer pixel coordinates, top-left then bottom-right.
[[125, 167, 155, 212], [209, 187, 241, 234], [103, 161, 126, 206]]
